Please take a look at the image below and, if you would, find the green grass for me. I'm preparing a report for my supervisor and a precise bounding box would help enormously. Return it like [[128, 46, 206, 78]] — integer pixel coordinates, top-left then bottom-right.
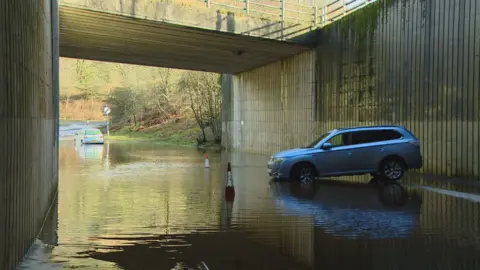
[[108, 119, 200, 147]]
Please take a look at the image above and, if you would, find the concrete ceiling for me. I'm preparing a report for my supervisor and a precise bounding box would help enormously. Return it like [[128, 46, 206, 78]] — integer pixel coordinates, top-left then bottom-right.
[[59, 5, 312, 74]]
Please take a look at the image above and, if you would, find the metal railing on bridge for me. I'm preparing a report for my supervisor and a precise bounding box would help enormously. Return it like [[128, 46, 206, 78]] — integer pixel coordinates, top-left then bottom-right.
[[199, 0, 377, 27], [317, 0, 377, 25]]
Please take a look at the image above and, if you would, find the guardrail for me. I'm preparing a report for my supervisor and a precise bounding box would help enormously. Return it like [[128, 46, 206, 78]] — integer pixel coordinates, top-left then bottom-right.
[[204, 0, 317, 25], [201, 0, 377, 27], [317, 0, 377, 26]]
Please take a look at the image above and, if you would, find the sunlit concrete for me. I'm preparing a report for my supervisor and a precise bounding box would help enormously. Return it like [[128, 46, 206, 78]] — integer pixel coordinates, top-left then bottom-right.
[[59, 5, 312, 73], [60, 0, 317, 41]]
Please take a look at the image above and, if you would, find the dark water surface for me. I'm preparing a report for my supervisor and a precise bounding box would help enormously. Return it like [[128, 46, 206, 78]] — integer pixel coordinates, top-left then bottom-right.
[[19, 141, 480, 269]]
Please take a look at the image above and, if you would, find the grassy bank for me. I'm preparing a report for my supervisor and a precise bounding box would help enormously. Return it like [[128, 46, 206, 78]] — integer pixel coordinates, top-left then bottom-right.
[[107, 119, 201, 147]]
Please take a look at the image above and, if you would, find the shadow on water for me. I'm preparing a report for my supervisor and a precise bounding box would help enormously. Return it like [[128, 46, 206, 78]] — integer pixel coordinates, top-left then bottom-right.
[[17, 197, 58, 269], [82, 178, 424, 269], [85, 230, 309, 270], [38, 196, 59, 247]]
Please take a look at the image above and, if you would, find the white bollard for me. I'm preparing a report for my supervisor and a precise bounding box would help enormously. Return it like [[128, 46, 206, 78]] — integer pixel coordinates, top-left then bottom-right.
[[205, 153, 210, 168]]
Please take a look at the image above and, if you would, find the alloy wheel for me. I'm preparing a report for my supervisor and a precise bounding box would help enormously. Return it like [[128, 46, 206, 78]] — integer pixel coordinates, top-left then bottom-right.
[[383, 161, 403, 180], [299, 167, 314, 184]]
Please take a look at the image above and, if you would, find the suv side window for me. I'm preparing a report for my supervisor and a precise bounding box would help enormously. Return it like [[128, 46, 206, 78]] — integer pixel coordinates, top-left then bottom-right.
[[351, 129, 402, 145], [380, 130, 403, 140], [327, 132, 351, 147], [351, 131, 373, 145]]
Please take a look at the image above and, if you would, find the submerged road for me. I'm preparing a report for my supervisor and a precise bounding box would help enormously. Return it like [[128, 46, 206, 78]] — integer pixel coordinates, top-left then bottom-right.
[[17, 141, 480, 269]]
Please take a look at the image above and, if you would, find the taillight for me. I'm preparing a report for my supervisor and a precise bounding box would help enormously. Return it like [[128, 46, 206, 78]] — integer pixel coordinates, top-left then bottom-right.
[[409, 140, 420, 147]]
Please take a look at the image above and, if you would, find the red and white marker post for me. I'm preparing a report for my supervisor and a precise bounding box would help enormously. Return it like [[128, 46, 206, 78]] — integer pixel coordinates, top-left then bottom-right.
[[225, 162, 235, 201], [205, 153, 210, 168]]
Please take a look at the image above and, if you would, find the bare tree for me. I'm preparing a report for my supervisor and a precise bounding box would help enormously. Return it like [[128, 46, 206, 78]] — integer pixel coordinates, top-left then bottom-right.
[[180, 71, 221, 142], [150, 68, 174, 117], [59, 58, 77, 108], [74, 60, 100, 99]]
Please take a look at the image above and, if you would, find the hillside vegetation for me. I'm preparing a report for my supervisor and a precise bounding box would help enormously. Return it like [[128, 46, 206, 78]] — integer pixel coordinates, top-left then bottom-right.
[[60, 57, 222, 145]]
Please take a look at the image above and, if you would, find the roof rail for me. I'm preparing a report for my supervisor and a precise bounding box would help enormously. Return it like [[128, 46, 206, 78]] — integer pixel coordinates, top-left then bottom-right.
[[338, 124, 405, 130]]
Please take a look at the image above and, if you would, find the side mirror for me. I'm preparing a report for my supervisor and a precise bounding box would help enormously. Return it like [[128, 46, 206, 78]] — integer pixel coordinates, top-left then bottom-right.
[[321, 142, 333, 150]]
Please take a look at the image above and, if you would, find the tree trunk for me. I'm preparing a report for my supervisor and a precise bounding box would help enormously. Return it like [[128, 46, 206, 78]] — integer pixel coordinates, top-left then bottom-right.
[[200, 125, 207, 143]]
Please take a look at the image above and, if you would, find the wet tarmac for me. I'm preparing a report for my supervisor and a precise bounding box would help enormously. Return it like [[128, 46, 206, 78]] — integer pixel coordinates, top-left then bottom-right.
[[18, 141, 480, 269]]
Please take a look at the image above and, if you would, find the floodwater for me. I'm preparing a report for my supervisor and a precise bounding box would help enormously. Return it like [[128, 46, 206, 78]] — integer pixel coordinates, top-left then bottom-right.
[[18, 141, 480, 269]]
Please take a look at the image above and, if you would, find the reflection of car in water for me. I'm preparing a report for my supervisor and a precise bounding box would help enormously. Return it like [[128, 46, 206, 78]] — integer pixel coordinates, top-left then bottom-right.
[[76, 143, 105, 161], [74, 128, 104, 144], [270, 179, 422, 239]]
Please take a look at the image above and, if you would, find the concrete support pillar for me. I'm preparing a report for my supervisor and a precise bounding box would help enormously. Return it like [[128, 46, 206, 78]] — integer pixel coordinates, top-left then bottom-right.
[[0, 0, 59, 269], [220, 12, 236, 150], [221, 75, 233, 149]]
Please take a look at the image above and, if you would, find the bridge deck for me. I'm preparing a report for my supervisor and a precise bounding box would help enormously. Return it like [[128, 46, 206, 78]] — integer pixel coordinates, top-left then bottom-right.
[[59, 5, 311, 74]]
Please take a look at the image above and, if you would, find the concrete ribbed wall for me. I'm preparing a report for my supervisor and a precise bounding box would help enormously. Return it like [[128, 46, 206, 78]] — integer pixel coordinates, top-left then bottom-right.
[[0, 1, 59, 269], [225, 0, 480, 178], [315, 0, 480, 178], [223, 50, 316, 154]]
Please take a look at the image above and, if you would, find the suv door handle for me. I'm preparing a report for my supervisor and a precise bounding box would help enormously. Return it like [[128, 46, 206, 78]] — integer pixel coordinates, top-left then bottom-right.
[[347, 152, 352, 156]]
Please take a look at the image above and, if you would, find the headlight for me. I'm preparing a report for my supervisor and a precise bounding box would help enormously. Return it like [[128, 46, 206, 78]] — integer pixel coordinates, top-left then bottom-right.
[[271, 157, 285, 164]]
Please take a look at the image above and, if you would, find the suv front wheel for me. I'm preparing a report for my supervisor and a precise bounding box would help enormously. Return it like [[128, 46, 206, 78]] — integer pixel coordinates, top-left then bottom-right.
[[291, 163, 317, 184], [379, 159, 405, 181]]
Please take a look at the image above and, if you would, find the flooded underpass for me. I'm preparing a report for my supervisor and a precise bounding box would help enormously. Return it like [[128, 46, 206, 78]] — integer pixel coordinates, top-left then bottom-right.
[[18, 141, 480, 269]]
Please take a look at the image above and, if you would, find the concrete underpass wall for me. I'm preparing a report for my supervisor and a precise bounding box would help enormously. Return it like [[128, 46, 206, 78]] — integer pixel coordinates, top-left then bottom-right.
[[315, 0, 480, 178], [224, 51, 316, 154], [0, 1, 59, 269], [226, 0, 480, 178]]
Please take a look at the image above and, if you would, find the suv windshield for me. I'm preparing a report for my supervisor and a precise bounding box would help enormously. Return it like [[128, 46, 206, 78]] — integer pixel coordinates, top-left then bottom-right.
[[305, 132, 330, 148], [85, 129, 101, 135]]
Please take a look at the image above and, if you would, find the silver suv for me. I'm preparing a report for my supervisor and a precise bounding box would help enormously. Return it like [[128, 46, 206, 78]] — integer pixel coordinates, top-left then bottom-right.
[[268, 125, 422, 182]]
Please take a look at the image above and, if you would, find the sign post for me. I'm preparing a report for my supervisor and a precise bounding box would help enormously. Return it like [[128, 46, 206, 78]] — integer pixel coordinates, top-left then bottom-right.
[[103, 105, 111, 136]]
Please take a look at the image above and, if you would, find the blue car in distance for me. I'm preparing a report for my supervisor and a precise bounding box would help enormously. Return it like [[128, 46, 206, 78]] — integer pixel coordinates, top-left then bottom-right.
[[268, 125, 423, 182], [74, 128, 105, 145]]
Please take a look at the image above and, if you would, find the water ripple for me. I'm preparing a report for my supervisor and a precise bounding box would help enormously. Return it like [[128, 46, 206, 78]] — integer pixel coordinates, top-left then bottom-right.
[[19, 142, 480, 269]]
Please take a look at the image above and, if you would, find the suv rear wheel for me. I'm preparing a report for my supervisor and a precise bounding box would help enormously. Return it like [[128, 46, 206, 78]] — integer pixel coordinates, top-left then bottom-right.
[[291, 163, 317, 184], [379, 158, 405, 181]]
